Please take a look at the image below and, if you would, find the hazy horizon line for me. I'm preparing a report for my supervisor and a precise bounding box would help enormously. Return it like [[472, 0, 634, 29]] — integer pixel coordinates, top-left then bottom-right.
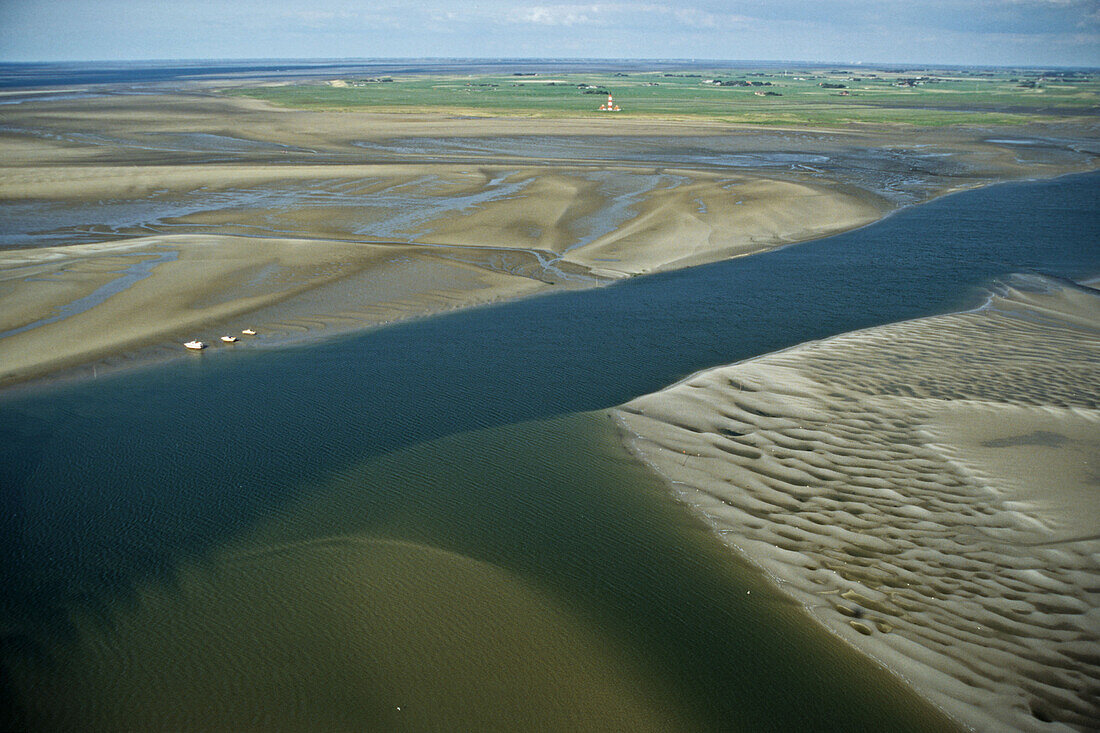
[[2, 57, 1097, 71]]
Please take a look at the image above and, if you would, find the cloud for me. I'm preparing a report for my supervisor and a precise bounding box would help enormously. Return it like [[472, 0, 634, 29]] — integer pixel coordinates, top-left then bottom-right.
[[510, 5, 596, 26], [991, 0, 1084, 5], [0, 0, 1096, 65], [673, 7, 751, 29], [503, 3, 750, 30]]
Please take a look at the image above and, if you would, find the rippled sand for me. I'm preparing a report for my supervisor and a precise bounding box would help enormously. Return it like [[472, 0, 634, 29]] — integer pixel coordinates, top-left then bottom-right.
[[614, 275, 1100, 731]]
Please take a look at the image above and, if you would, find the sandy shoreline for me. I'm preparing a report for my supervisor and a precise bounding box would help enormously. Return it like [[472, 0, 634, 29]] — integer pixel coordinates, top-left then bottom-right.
[[1, 93, 1097, 388], [0, 233, 555, 388], [613, 275, 1100, 731]]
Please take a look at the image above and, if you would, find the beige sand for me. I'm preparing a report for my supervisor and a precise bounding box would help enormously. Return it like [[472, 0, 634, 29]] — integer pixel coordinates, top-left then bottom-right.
[[393, 167, 889, 277], [563, 173, 885, 277], [613, 276, 1100, 731]]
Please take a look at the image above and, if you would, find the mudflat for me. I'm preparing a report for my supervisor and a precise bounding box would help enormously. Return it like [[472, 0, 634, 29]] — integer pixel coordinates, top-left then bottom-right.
[[1, 92, 1096, 387]]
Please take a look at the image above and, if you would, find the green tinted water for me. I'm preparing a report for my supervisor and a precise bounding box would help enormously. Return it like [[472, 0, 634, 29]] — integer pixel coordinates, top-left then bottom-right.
[[6, 412, 950, 731]]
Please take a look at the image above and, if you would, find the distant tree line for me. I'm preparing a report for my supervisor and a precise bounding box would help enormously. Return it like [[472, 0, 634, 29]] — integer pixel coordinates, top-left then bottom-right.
[[706, 79, 773, 87]]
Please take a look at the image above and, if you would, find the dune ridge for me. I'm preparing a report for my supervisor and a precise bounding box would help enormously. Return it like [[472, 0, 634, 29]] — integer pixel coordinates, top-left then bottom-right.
[[613, 275, 1100, 731]]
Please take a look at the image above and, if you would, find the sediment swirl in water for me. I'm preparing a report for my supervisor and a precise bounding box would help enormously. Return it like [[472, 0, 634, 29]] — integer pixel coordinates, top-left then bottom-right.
[[7, 536, 694, 731]]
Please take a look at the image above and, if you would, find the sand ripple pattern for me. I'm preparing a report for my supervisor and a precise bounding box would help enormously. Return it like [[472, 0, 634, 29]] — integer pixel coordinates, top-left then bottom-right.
[[615, 276, 1100, 731]]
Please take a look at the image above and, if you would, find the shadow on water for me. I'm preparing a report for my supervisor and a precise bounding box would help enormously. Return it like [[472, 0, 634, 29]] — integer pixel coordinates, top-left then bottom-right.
[[0, 171, 1096, 728]]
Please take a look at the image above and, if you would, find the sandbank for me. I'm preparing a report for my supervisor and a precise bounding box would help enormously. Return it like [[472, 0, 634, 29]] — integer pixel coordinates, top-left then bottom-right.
[[0, 234, 550, 387], [613, 275, 1100, 731]]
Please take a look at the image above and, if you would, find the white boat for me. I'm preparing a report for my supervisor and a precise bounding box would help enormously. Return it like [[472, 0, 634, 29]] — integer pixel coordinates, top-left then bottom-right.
[[241, 328, 256, 335], [184, 340, 206, 350], [220, 335, 238, 343]]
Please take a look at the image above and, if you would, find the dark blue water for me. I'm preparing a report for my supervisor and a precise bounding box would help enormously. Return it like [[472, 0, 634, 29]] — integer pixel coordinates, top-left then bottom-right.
[[1, 171, 1096, 616], [0, 171, 1096, 729]]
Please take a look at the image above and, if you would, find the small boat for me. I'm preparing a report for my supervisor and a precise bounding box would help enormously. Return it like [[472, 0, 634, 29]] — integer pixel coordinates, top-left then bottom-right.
[[220, 335, 238, 343], [184, 340, 206, 350], [241, 328, 256, 335]]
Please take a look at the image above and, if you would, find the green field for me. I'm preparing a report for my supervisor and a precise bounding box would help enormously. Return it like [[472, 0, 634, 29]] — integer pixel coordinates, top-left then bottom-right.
[[225, 66, 1100, 127]]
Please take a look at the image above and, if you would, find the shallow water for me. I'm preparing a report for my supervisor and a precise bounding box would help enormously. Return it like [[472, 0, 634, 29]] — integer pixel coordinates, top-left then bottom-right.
[[0, 250, 176, 340], [0, 172, 1097, 729], [351, 133, 985, 203], [0, 169, 674, 250]]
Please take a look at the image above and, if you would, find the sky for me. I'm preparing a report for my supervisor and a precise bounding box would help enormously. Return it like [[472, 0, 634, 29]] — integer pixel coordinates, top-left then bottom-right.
[[0, 0, 1098, 67]]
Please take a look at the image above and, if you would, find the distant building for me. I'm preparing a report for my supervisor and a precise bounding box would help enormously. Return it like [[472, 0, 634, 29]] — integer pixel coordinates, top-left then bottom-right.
[[598, 93, 622, 112]]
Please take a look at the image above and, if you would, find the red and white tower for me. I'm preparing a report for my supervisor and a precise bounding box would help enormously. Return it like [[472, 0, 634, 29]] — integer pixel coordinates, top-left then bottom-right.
[[598, 93, 621, 112]]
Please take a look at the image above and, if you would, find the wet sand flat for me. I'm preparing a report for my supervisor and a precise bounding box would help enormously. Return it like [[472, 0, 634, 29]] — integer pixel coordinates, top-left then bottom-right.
[[0, 234, 551, 386], [0, 92, 1096, 388]]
